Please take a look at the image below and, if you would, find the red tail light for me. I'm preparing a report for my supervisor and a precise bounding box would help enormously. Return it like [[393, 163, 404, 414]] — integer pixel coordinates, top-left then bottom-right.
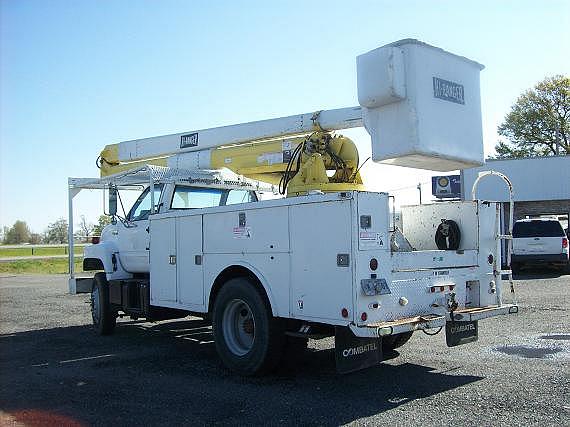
[[91, 236, 100, 244], [563, 237, 568, 249]]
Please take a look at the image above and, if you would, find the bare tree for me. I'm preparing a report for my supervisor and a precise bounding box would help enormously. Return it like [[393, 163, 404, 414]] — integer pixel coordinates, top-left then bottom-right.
[[78, 215, 94, 243], [44, 218, 68, 244]]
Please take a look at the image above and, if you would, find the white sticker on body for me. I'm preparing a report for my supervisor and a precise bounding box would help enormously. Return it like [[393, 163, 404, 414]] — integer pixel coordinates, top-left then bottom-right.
[[233, 226, 252, 239], [359, 232, 385, 247], [257, 152, 283, 165]]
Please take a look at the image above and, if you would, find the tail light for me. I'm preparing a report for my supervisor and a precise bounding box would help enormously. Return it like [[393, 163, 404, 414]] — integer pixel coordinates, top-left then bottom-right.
[[563, 237, 568, 249], [91, 236, 100, 244]]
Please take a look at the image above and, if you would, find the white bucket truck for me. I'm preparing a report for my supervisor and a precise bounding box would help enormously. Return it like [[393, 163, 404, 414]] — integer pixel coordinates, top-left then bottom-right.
[[68, 40, 517, 375]]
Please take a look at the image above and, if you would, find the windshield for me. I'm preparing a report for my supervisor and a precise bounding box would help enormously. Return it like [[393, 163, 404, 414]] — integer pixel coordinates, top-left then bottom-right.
[[513, 220, 565, 238], [127, 185, 164, 221]]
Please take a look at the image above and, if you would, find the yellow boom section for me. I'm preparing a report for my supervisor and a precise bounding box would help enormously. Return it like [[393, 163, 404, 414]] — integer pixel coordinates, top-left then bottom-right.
[[98, 131, 365, 196], [97, 144, 168, 176]]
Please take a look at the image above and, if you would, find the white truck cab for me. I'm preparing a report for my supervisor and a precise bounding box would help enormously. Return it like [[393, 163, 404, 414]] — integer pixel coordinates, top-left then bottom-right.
[[99, 181, 258, 274]]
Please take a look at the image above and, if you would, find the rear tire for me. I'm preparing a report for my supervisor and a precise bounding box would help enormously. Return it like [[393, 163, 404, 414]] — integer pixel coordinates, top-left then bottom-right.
[[91, 272, 116, 335], [212, 278, 284, 375], [382, 331, 413, 352]]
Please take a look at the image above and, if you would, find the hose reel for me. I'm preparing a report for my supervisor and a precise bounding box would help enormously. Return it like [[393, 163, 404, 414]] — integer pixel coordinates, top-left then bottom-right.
[[435, 219, 461, 250]]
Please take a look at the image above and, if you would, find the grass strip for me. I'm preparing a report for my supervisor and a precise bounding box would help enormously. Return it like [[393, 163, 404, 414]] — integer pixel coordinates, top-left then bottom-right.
[[0, 246, 85, 258], [0, 259, 84, 275]]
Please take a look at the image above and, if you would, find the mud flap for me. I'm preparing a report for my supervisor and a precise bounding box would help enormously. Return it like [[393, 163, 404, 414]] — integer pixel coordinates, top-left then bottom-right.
[[445, 320, 478, 347], [335, 327, 382, 374]]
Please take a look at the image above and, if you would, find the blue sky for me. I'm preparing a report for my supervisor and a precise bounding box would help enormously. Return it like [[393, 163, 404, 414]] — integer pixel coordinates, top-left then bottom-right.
[[1, 0, 569, 233]]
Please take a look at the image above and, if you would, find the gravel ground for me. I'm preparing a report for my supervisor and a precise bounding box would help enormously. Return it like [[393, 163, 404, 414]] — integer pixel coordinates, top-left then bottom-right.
[[0, 270, 568, 426]]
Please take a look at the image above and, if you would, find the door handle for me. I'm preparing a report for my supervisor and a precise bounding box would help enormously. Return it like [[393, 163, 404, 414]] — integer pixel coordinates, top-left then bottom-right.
[[169, 255, 176, 265]]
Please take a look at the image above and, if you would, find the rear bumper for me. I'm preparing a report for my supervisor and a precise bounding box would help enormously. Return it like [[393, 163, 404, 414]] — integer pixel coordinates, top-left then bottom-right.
[[349, 304, 518, 338], [512, 253, 569, 265]]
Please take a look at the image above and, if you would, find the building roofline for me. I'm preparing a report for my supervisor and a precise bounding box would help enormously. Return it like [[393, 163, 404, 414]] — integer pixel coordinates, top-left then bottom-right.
[[485, 154, 570, 163]]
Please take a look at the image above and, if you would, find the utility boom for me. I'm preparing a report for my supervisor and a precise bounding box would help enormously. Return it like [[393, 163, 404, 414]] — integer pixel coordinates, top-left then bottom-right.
[[100, 126, 365, 196], [69, 39, 517, 376]]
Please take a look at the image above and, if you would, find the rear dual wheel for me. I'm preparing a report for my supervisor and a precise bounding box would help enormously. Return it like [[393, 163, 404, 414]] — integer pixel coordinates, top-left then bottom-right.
[[212, 278, 284, 375]]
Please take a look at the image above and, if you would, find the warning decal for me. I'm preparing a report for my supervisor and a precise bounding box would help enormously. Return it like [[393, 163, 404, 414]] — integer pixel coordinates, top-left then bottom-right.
[[233, 226, 252, 239], [359, 232, 384, 248]]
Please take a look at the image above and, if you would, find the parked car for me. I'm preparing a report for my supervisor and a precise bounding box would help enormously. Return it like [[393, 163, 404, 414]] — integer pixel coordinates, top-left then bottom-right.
[[512, 218, 569, 271]]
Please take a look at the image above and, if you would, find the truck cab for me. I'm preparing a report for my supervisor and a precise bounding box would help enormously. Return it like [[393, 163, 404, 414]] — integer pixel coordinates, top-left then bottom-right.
[[97, 181, 258, 274], [81, 167, 267, 281]]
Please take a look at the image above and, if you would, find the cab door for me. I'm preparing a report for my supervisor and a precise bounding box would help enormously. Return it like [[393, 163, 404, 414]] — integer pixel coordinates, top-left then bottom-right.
[[117, 185, 163, 273]]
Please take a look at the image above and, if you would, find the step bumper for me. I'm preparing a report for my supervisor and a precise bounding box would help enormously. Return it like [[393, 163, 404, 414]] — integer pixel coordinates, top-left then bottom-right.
[[349, 304, 518, 338]]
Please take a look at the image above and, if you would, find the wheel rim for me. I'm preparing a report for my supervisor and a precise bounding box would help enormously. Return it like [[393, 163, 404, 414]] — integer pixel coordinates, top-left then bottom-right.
[[91, 286, 101, 325], [222, 299, 255, 356]]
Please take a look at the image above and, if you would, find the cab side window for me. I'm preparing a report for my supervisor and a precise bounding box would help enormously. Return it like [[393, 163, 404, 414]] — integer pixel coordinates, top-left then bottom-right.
[[225, 189, 257, 205], [171, 187, 224, 209], [128, 185, 163, 221]]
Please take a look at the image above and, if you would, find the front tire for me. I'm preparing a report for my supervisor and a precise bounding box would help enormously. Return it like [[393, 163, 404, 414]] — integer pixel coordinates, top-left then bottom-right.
[[91, 272, 116, 335], [212, 278, 284, 375]]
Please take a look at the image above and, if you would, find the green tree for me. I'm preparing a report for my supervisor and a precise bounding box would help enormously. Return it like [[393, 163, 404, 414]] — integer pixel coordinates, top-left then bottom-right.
[[45, 218, 68, 244], [3, 220, 31, 244], [92, 215, 112, 236], [494, 75, 569, 158]]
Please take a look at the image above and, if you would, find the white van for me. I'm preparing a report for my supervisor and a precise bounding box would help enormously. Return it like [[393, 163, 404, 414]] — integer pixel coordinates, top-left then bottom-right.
[[512, 218, 569, 271]]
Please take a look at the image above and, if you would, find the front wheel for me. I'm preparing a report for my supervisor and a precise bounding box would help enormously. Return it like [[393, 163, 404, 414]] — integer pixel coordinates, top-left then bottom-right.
[[212, 278, 284, 375], [91, 272, 116, 335]]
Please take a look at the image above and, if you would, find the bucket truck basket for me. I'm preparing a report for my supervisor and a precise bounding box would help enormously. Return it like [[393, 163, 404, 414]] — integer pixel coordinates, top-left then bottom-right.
[[357, 39, 485, 171]]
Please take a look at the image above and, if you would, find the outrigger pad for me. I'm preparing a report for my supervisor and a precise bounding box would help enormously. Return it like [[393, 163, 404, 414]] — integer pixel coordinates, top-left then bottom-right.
[[335, 327, 382, 374], [445, 320, 478, 347]]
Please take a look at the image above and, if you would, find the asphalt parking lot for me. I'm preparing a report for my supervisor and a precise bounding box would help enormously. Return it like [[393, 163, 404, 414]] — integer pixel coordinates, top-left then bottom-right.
[[1, 270, 569, 426]]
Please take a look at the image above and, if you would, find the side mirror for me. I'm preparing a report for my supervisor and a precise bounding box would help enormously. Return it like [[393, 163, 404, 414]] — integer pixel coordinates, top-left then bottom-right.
[[109, 187, 118, 216]]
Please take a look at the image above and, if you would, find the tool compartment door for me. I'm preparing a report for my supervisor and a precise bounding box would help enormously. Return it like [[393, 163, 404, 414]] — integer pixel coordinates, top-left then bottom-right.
[[289, 200, 354, 322], [150, 217, 177, 303], [177, 215, 204, 307]]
